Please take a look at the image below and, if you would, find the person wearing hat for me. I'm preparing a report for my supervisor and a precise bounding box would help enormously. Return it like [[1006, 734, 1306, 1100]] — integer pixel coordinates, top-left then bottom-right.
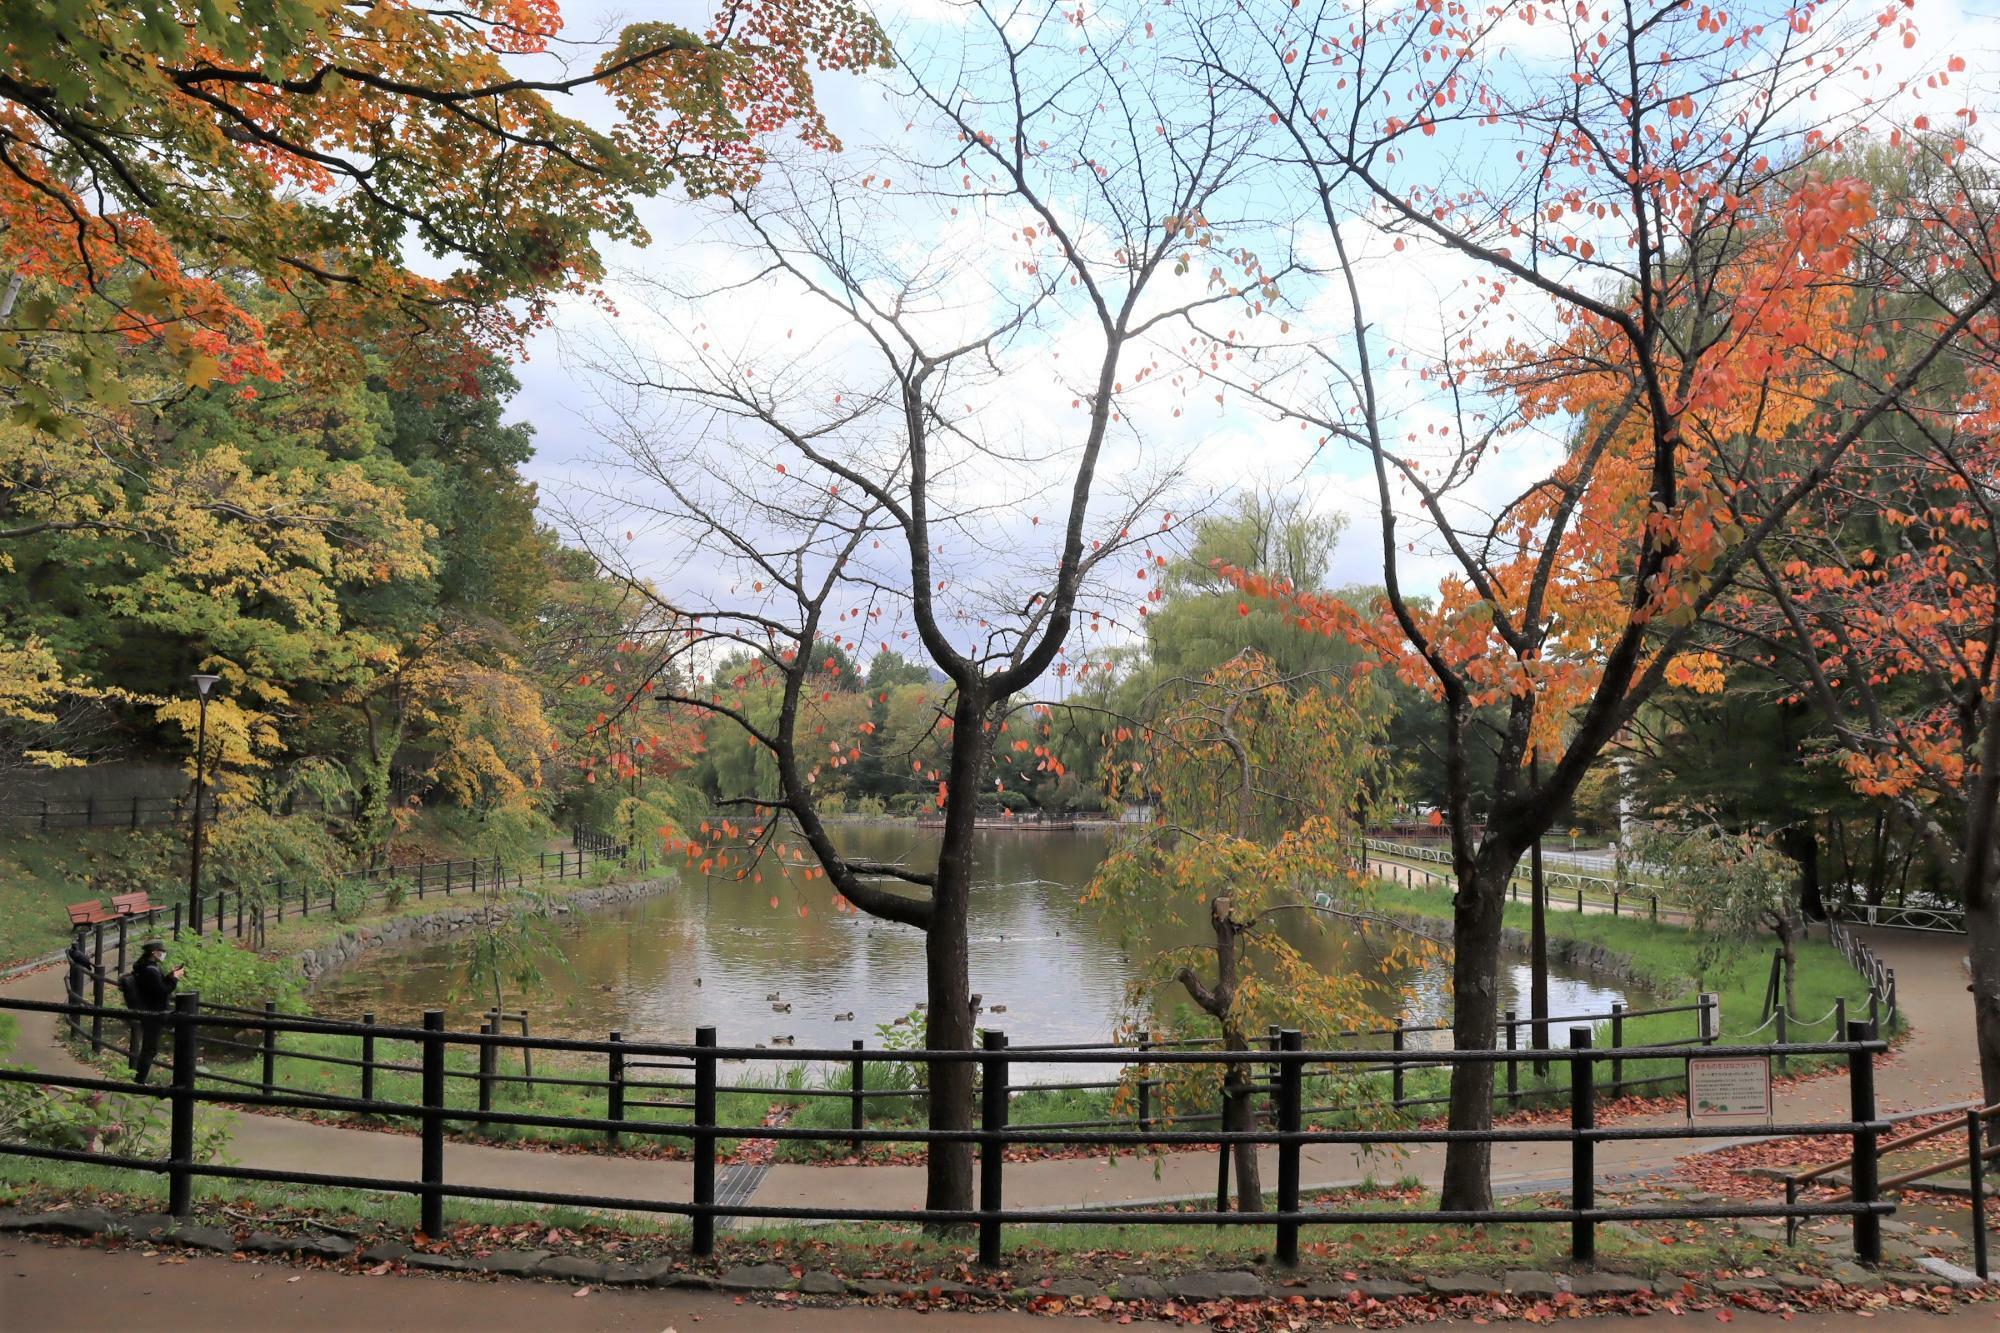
[[128, 941, 184, 1084]]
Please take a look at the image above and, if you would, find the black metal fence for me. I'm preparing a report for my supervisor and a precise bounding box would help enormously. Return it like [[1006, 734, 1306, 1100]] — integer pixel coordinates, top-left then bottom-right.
[[0, 793, 220, 831], [65, 841, 638, 1005], [0, 993, 1895, 1269], [1828, 919, 1901, 1025], [1365, 838, 1680, 921]]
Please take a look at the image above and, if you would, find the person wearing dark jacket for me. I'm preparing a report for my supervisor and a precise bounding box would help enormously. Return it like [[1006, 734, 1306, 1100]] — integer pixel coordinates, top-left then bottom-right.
[[128, 942, 183, 1084], [63, 929, 98, 1034]]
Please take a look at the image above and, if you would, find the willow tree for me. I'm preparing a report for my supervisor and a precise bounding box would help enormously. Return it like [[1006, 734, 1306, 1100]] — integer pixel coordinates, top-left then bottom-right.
[[571, 0, 1276, 1215], [1087, 652, 1403, 1211]]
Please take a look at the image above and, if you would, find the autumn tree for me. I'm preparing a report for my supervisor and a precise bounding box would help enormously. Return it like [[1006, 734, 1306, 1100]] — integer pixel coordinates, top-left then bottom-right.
[[1180, 0, 2000, 1209], [0, 0, 890, 748], [1086, 652, 1397, 1211], [0, 0, 890, 419], [1721, 142, 2000, 1099], [570, 0, 1277, 1215]]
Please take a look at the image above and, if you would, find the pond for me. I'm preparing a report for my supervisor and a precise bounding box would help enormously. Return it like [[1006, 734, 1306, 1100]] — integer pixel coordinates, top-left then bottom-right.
[[311, 824, 1658, 1060]]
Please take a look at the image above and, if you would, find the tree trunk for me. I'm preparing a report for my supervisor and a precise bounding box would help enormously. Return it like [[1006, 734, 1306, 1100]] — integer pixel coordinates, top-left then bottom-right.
[[1440, 853, 1510, 1212], [1863, 812, 1890, 907], [1779, 824, 1823, 923], [923, 693, 990, 1220], [1967, 887, 2000, 1108], [1961, 726, 2000, 1107], [1777, 919, 1799, 1024], [1222, 1026, 1262, 1212]]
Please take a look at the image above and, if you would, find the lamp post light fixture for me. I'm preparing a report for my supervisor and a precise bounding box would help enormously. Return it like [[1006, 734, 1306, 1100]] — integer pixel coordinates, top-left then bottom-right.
[[188, 673, 221, 935]]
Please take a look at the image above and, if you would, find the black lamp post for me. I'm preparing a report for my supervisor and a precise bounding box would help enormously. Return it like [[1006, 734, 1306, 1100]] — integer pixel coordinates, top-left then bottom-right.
[[188, 673, 221, 935]]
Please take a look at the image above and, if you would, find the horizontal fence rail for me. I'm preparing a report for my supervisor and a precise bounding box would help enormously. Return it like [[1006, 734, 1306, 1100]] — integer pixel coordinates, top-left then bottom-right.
[[1830, 898, 1967, 936], [1, 793, 221, 831], [1364, 838, 1680, 921], [60, 829, 638, 954], [3, 993, 1898, 1268]]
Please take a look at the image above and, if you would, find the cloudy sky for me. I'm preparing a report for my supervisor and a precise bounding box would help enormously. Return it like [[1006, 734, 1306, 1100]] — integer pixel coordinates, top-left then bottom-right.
[[490, 0, 2000, 672]]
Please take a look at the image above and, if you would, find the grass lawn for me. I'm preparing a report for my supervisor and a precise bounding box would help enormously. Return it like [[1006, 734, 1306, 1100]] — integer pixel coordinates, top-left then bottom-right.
[[0, 827, 191, 966]]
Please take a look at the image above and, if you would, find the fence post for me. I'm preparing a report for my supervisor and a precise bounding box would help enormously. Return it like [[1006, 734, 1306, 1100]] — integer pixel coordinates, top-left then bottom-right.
[[1612, 888, 1620, 917], [1504, 1010, 1519, 1102], [1391, 1020, 1405, 1108], [168, 992, 200, 1217], [1575, 886, 1584, 913], [1835, 998, 1847, 1041], [361, 1013, 377, 1103], [978, 1029, 1009, 1268], [1775, 1003, 1789, 1075], [476, 1020, 495, 1132], [261, 1000, 277, 1096], [91, 923, 106, 1050], [849, 1039, 866, 1156], [234, 893, 244, 938], [1276, 1029, 1303, 1266], [1887, 970, 1898, 1025], [1610, 1003, 1624, 1100], [417, 861, 426, 900], [693, 1025, 717, 1257], [116, 916, 128, 976], [301, 879, 310, 917], [215, 890, 224, 935], [420, 1010, 446, 1239], [1969, 1110, 1989, 1281], [1847, 1019, 1881, 1265], [1651, 893, 1659, 922], [171, 903, 182, 940], [1136, 1037, 1152, 1131], [1266, 1025, 1282, 1124], [1700, 992, 1718, 1045], [1569, 1027, 1595, 1264], [445, 860, 453, 896], [607, 1031, 625, 1147]]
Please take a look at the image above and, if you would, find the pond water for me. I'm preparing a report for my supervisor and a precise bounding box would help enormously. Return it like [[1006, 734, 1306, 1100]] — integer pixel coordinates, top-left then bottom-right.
[[311, 825, 1656, 1059]]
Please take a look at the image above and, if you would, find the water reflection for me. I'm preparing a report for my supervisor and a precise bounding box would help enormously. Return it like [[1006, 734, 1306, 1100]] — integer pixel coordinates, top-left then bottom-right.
[[312, 825, 1653, 1060]]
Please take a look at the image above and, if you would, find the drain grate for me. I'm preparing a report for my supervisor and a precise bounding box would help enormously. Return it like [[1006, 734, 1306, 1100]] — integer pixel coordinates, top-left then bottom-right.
[[715, 1162, 771, 1227]]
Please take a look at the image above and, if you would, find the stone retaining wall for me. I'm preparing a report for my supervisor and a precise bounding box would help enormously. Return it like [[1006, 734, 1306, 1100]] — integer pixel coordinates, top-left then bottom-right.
[[294, 878, 676, 985]]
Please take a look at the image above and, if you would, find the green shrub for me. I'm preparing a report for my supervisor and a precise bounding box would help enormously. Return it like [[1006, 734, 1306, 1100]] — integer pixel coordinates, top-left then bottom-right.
[[162, 933, 303, 1013]]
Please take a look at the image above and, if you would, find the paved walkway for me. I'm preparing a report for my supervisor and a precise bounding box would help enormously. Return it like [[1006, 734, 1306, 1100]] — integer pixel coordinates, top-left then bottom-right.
[[1, 1236, 1985, 1331], [0, 928, 1977, 1220]]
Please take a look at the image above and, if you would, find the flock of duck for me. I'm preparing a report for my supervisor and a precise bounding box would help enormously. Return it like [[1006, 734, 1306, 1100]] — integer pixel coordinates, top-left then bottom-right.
[[753, 990, 1007, 1048]]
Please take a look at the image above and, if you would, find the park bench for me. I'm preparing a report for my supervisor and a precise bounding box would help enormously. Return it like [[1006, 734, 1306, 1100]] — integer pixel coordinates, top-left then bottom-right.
[[65, 901, 117, 927], [111, 891, 155, 919]]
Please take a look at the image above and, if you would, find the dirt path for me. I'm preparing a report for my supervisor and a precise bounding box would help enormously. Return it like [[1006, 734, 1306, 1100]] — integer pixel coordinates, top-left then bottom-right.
[[1, 1237, 1985, 1332], [0, 927, 1978, 1219]]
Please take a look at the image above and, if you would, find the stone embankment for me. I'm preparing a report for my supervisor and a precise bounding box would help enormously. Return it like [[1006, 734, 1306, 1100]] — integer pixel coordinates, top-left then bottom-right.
[[294, 877, 676, 984]]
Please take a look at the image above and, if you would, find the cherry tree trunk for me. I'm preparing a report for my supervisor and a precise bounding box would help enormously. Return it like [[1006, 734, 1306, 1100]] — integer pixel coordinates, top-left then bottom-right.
[[1439, 856, 1510, 1212], [923, 693, 991, 1220], [1968, 894, 2000, 1109]]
